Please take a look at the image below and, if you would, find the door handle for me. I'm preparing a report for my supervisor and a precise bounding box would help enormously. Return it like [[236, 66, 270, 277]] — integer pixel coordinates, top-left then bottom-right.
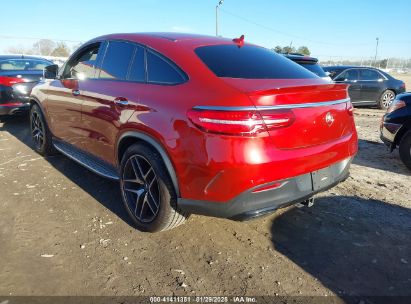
[[72, 90, 80, 96], [113, 97, 128, 106]]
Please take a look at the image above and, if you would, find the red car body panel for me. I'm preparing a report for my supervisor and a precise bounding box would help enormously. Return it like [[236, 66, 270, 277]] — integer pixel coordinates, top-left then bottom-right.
[[32, 33, 358, 212]]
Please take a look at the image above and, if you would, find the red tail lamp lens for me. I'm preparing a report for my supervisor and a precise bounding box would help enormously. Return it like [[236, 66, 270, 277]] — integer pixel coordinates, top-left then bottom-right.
[[187, 108, 295, 136], [387, 99, 406, 114], [346, 101, 354, 116], [0, 76, 24, 87]]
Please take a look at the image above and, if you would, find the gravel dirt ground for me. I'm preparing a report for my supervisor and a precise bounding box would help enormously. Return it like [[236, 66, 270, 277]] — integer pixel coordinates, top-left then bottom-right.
[[0, 108, 410, 301]]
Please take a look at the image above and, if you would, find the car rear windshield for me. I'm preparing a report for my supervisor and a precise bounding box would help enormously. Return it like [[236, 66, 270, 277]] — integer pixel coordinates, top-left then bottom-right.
[[0, 59, 51, 71], [195, 45, 317, 79], [297, 62, 327, 77]]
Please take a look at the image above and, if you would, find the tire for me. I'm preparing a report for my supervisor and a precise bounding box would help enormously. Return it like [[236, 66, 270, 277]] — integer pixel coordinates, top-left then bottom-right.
[[30, 104, 56, 156], [120, 143, 189, 232], [378, 90, 395, 109], [399, 131, 411, 171]]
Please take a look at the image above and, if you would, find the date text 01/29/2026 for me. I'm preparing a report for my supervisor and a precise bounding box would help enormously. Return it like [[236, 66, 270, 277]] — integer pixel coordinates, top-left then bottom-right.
[[149, 296, 257, 303]]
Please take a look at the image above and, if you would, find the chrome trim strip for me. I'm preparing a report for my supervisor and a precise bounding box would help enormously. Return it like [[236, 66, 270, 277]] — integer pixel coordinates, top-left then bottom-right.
[[193, 98, 350, 111]]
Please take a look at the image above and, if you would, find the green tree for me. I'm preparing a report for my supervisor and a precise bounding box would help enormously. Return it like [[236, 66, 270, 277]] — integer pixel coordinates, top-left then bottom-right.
[[6, 45, 35, 55], [282, 46, 296, 54], [297, 46, 311, 55], [51, 42, 70, 57], [33, 39, 56, 56], [273, 45, 283, 53], [379, 59, 388, 69]]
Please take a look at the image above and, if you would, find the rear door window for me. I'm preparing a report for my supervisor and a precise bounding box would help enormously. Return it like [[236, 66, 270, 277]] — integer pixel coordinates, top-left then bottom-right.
[[146, 50, 186, 84], [335, 69, 359, 81], [359, 69, 381, 81], [99, 41, 135, 80], [195, 45, 316, 79], [128, 45, 146, 82]]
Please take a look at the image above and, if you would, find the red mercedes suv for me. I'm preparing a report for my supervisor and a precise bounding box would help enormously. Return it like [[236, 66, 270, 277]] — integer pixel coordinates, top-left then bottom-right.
[[30, 33, 357, 232]]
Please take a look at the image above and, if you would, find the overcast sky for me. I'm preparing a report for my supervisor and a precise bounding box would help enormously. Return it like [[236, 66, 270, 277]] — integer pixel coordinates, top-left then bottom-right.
[[1, 0, 410, 60]]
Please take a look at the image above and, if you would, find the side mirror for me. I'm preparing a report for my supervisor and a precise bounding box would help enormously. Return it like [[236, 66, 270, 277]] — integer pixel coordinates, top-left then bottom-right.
[[378, 78, 384, 82], [43, 64, 59, 79], [325, 71, 331, 76]]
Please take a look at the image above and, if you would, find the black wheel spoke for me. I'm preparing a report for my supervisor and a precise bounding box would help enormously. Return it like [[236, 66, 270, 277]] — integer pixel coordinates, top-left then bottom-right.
[[124, 187, 144, 196], [145, 195, 157, 214], [143, 167, 153, 181], [123, 178, 141, 184], [131, 157, 145, 182], [31, 111, 45, 148], [133, 189, 146, 217], [122, 155, 160, 223]]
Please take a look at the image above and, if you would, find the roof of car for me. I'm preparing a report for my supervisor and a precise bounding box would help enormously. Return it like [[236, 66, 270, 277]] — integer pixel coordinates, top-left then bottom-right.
[[323, 65, 377, 70], [0, 54, 52, 61], [283, 53, 318, 63], [137, 32, 224, 42], [89, 32, 247, 49]]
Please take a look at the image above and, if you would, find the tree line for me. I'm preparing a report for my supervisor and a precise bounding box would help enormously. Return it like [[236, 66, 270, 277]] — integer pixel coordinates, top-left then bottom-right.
[[6, 39, 81, 57], [272, 45, 311, 55]]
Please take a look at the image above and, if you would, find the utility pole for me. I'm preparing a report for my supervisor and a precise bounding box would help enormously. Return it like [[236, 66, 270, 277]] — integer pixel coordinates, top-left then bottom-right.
[[215, 0, 224, 36], [374, 37, 379, 67]]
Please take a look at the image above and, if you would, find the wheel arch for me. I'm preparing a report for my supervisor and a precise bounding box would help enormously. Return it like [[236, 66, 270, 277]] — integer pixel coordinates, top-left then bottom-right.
[[116, 131, 180, 197], [29, 96, 42, 109], [29, 97, 48, 121], [394, 119, 411, 146], [383, 88, 397, 95]]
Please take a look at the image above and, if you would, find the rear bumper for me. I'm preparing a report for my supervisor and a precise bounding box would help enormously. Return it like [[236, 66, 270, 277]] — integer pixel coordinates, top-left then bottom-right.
[[0, 103, 30, 116], [178, 157, 352, 220], [0, 84, 30, 116], [380, 122, 402, 150]]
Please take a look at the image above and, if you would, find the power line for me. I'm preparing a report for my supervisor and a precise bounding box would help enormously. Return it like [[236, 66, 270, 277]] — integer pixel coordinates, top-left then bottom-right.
[[219, 8, 355, 45], [220, 8, 410, 47]]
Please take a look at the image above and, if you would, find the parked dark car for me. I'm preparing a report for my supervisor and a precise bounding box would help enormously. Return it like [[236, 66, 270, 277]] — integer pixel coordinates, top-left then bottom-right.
[[29, 33, 357, 232], [380, 92, 411, 170], [0, 55, 53, 120], [284, 53, 331, 81], [323, 66, 406, 109]]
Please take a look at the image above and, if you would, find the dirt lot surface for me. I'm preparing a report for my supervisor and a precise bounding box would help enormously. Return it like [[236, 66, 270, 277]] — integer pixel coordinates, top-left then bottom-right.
[[0, 108, 410, 301]]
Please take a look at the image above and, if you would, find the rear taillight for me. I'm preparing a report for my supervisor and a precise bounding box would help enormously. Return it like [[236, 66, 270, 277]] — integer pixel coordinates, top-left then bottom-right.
[[387, 99, 406, 114], [260, 109, 295, 130], [346, 101, 354, 116], [401, 83, 406, 90], [187, 108, 295, 136], [0, 76, 24, 87]]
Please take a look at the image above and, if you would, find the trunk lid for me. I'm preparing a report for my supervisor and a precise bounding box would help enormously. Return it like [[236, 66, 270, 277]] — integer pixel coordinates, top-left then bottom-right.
[[0, 70, 43, 83], [223, 78, 354, 149], [0, 71, 43, 104]]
